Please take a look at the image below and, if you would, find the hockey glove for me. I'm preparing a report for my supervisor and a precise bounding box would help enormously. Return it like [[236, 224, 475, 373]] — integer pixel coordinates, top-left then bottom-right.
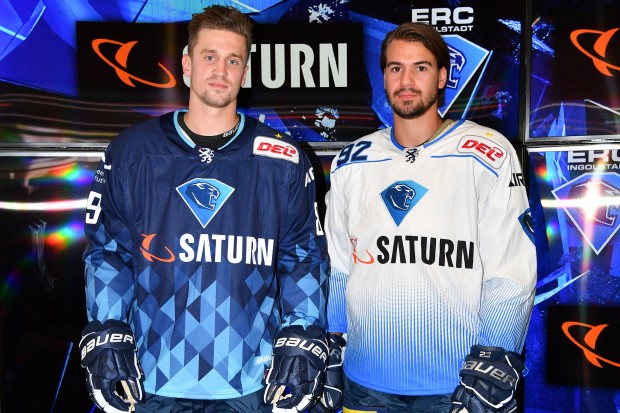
[[264, 325, 329, 413], [79, 319, 144, 413], [450, 345, 525, 413], [320, 333, 346, 411]]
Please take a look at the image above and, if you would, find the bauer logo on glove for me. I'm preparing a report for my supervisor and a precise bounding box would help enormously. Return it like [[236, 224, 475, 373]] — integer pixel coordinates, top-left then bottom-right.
[[264, 325, 329, 413], [79, 319, 144, 413], [273, 335, 328, 362], [450, 344, 525, 413], [80, 331, 136, 360], [460, 357, 519, 388]]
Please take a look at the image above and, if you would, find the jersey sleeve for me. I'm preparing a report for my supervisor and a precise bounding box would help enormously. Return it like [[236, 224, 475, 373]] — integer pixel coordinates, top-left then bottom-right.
[[477, 141, 536, 353], [324, 160, 350, 334], [83, 147, 135, 323], [276, 151, 328, 330]]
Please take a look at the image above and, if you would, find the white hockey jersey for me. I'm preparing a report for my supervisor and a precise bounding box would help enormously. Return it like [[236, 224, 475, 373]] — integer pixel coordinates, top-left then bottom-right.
[[325, 119, 536, 395]]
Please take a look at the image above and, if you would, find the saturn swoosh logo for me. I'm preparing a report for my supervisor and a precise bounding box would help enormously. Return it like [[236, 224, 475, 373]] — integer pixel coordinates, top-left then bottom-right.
[[570, 28, 620, 77], [140, 233, 175, 262], [92, 38, 177, 88], [562, 321, 620, 368]]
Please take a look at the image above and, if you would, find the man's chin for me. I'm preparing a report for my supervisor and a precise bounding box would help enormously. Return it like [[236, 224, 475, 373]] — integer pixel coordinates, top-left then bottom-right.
[[393, 106, 428, 120], [201, 95, 233, 109]]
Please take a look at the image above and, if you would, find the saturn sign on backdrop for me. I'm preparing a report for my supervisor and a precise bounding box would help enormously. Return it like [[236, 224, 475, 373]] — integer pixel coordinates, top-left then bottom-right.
[[76, 22, 187, 105], [76, 21, 376, 141], [546, 305, 620, 388], [553, 11, 620, 104]]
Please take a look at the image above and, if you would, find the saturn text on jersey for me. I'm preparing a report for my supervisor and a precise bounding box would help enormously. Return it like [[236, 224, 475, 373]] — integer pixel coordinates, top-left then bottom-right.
[[352, 235, 475, 269], [140, 233, 275, 265]]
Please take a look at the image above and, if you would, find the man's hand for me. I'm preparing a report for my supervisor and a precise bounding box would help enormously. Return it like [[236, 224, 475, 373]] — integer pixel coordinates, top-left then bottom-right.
[[79, 320, 144, 413], [450, 345, 525, 413], [264, 325, 328, 412]]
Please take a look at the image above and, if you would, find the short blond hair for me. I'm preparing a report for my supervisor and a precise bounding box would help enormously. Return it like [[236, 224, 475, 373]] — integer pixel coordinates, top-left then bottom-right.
[[187, 5, 254, 62]]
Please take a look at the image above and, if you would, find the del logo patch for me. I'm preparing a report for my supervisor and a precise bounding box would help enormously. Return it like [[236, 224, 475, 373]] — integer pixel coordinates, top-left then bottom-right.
[[253, 136, 299, 164], [457, 135, 506, 169], [176, 178, 234, 228], [381, 180, 428, 226]]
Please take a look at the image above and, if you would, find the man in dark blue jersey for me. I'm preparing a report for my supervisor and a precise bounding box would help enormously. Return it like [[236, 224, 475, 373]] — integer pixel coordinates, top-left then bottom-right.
[[79, 6, 330, 413]]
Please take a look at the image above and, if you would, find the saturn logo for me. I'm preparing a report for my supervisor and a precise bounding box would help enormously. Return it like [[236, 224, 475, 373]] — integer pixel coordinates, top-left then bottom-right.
[[350, 238, 374, 265], [562, 321, 620, 368], [91, 38, 177, 88], [570, 28, 620, 77], [140, 233, 175, 262]]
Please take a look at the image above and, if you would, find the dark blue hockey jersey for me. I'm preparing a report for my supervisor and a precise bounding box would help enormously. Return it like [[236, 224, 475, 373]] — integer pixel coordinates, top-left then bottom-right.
[[83, 111, 327, 399]]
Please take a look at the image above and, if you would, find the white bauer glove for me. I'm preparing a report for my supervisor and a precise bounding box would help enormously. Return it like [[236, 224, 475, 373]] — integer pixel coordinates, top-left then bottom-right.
[[450, 345, 525, 413], [79, 319, 144, 413], [264, 325, 329, 413]]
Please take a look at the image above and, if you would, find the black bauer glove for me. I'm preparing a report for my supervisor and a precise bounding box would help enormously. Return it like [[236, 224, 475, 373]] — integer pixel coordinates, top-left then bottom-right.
[[264, 325, 329, 412], [79, 320, 144, 413], [450, 345, 525, 413], [320, 333, 346, 411]]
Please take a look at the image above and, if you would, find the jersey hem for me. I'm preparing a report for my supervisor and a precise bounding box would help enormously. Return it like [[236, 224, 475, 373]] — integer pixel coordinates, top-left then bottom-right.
[[344, 368, 455, 396], [143, 383, 264, 400]]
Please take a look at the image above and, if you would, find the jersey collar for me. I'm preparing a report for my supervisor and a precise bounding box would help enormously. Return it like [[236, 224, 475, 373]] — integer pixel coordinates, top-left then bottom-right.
[[390, 118, 464, 150], [173, 110, 246, 150]]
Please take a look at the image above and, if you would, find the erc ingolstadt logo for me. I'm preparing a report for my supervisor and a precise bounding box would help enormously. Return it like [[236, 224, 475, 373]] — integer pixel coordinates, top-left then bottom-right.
[[381, 180, 428, 226], [176, 178, 234, 228]]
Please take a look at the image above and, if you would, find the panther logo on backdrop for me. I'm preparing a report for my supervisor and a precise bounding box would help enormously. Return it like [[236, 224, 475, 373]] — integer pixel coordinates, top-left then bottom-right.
[[439, 35, 489, 117], [552, 172, 620, 254]]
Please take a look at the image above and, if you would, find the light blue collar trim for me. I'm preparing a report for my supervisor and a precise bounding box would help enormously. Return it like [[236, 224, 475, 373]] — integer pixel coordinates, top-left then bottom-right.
[[173, 110, 245, 149]]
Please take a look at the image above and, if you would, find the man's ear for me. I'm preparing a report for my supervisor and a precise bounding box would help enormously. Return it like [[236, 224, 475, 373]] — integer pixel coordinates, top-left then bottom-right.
[[182, 53, 191, 77], [438, 66, 448, 90], [241, 65, 249, 87]]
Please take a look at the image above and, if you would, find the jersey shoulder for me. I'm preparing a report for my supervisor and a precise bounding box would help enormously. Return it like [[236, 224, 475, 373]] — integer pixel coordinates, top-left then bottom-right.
[[250, 119, 307, 166], [330, 128, 393, 173], [452, 120, 513, 148], [105, 113, 174, 163], [433, 120, 515, 172]]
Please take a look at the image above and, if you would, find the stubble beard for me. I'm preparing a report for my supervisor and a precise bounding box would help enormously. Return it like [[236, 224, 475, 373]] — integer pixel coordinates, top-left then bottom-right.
[[198, 90, 234, 109], [388, 88, 439, 120]]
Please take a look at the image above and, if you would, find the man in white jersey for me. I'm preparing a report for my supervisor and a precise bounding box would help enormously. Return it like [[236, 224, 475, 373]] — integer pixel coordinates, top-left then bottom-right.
[[323, 22, 536, 413]]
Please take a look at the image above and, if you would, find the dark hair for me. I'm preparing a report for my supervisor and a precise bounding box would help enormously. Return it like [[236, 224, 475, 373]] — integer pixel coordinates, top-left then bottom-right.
[[187, 5, 254, 62], [380, 22, 450, 105]]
